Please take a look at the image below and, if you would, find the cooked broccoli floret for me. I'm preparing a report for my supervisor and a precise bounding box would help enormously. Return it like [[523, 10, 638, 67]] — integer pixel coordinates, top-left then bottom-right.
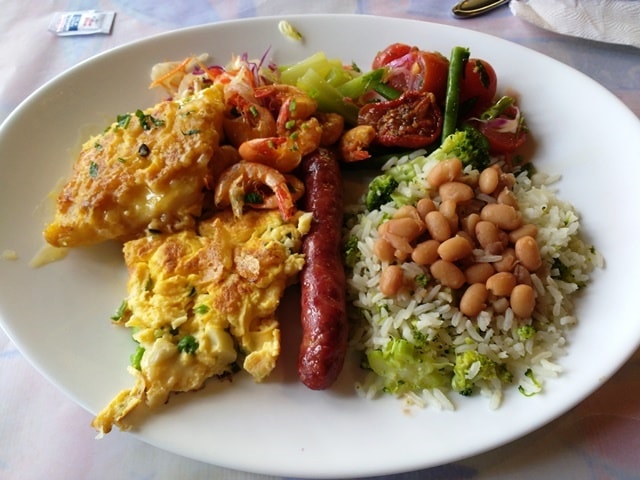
[[366, 338, 449, 395], [517, 324, 536, 340], [451, 350, 511, 396], [344, 234, 361, 268], [439, 125, 490, 171], [364, 126, 490, 211]]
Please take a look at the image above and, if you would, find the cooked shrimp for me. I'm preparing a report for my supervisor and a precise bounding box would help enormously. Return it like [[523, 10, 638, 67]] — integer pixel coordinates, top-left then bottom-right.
[[339, 125, 376, 162], [214, 161, 298, 220], [254, 84, 318, 130], [237, 117, 323, 172], [316, 112, 345, 146], [223, 93, 277, 147]]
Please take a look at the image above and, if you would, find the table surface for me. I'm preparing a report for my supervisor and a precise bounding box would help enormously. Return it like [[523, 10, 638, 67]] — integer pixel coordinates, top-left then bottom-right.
[[1, 2, 639, 480]]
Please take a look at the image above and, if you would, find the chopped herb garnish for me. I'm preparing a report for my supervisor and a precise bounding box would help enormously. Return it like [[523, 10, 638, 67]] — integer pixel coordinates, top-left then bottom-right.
[[245, 191, 264, 204], [89, 161, 99, 178], [138, 144, 150, 157], [177, 335, 199, 354], [135, 109, 165, 130], [110, 300, 128, 322], [130, 346, 145, 370], [182, 129, 201, 136], [117, 113, 131, 129], [194, 304, 210, 315], [117, 157, 127, 163], [94, 142, 103, 150]]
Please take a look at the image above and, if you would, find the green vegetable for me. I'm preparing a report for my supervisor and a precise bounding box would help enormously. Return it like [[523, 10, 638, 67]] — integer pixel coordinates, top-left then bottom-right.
[[338, 68, 401, 100], [442, 46, 470, 141], [194, 304, 210, 315], [517, 324, 536, 340], [518, 368, 542, 397], [451, 350, 511, 396], [130, 346, 145, 370], [439, 125, 490, 170], [364, 125, 489, 211], [367, 338, 449, 395], [278, 51, 344, 85], [89, 161, 99, 178], [344, 235, 361, 268], [244, 191, 264, 204], [116, 113, 131, 129], [135, 109, 165, 130], [296, 68, 360, 125], [177, 335, 199, 354], [480, 95, 515, 120], [278, 52, 396, 125], [110, 300, 128, 322]]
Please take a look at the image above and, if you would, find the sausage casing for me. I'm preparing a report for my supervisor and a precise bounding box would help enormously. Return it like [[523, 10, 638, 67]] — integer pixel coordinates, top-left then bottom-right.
[[298, 148, 348, 390]]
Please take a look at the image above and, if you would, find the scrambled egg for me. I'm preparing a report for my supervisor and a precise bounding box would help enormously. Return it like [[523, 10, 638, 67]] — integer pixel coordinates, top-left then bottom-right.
[[44, 85, 225, 248], [92, 209, 312, 436]]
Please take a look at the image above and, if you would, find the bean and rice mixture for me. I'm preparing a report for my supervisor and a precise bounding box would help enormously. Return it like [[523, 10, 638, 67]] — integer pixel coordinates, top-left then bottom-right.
[[344, 151, 603, 409]]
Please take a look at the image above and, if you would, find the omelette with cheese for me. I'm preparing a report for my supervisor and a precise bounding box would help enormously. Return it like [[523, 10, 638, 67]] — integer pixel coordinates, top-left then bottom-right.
[[92, 209, 312, 436], [44, 85, 225, 248]]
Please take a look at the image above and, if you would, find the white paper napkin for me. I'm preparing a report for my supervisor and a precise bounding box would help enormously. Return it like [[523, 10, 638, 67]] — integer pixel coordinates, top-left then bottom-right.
[[509, 0, 640, 49]]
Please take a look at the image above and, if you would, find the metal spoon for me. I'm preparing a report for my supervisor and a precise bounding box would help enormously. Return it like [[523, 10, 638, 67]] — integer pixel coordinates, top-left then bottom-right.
[[452, 0, 510, 18]]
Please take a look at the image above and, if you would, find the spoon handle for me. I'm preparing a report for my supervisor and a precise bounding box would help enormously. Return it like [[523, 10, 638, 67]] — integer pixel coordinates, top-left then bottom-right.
[[452, 0, 510, 18]]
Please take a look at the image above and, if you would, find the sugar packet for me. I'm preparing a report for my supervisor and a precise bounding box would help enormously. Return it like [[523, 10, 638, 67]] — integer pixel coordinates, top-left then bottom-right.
[[49, 10, 115, 36]]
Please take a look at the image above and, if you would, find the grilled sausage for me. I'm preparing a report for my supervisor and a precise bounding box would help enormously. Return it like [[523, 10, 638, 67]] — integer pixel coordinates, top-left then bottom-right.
[[298, 148, 348, 390]]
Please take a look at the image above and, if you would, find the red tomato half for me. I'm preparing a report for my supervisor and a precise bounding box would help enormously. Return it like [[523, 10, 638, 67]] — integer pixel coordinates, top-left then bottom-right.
[[459, 58, 498, 118], [373, 44, 450, 104], [372, 43, 413, 69], [475, 105, 527, 154]]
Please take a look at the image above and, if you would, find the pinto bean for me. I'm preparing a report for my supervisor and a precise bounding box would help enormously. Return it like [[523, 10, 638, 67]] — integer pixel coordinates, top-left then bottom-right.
[[379, 265, 404, 297], [464, 262, 495, 284], [384, 217, 424, 242], [509, 224, 539, 243], [439, 181, 475, 203], [439, 199, 459, 232], [460, 283, 488, 317], [475, 220, 501, 250], [461, 212, 481, 240], [373, 238, 396, 263], [514, 235, 542, 271], [510, 284, 536, 318], [478, 165, 500, 195], [425, 211, 452, 242], [480, 203, 523, 231], [493, 247, 517, 272], [437, 235, 473, 262], [411, 240, 440, 266], [497, 187, 518, 208], [426, 157, 462, 188], [430, 260, 466, 289], [486, 271, 517, 297], [416, 197, 437, 218]]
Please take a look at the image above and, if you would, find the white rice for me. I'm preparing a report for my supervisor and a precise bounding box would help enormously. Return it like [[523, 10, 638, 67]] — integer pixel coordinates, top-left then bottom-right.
[[345, 153, 603, 409]]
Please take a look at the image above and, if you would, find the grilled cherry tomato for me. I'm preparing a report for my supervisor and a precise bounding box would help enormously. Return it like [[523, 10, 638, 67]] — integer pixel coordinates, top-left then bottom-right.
[[358, 91, 443, 149], [373, 43, 450, 104], [459, 58, 498, 118]]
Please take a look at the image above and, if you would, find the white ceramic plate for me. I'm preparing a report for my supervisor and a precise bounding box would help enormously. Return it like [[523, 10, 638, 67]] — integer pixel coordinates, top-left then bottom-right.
[[1, 14, 639, 479]]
